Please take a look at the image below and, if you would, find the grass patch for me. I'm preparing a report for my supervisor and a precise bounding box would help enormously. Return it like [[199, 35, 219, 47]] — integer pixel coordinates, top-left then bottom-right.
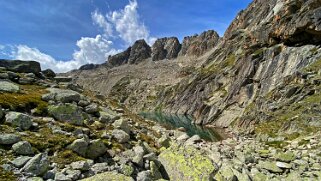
[[0, 84, 48, 114], [23, 127, 76, 153], [303, 58, 321, 72], [51, 150, 86, 168]]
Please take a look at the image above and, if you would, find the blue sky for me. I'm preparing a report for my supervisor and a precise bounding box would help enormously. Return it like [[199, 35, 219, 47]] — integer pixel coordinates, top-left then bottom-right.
[[0, 0, 252, 72]]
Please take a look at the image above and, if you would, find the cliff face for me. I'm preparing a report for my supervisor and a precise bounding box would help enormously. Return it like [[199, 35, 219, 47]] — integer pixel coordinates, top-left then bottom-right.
[[70, 0, 321, 137]]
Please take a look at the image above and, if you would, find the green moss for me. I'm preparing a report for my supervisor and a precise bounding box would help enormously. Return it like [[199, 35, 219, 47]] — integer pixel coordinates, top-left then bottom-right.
[[23, 127, 76, 153], [51, 150, 86, 168], [0, 84, 48, 114], [303, 58, 321, 72]]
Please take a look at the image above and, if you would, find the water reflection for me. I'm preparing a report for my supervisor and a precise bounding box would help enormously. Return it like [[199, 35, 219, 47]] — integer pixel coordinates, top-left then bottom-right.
[[140, 112, 223, 142]]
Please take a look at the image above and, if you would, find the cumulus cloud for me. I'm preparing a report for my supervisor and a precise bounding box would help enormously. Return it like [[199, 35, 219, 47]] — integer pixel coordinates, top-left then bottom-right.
[[7, 0, 155, 73], [11, 35, 120, 73], [13, 45, 80, 73], [106, 0, 156, 45]]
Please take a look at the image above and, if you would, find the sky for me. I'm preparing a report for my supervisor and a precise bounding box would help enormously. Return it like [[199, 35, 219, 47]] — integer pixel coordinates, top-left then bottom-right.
[[0, 0, 252, 72]]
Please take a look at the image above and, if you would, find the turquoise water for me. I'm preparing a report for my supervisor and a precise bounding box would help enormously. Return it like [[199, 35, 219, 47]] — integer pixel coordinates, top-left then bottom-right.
[[140, 112, 223, 142]]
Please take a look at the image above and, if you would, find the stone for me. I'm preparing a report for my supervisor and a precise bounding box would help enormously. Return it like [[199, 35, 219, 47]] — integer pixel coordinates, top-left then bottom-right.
[[78, 100, 90, 107], [12, 141, 34, 155], [99, 111, 119, 123], [48, 104, 87, 126], [86, 139, 107, 159], [112, 129, 130, 143], [54, 76, 72, 83], [185, 135, 202, 145], [22, 153, 49, 176], [120, 164, 134, 176], [158, 143, 217, 181], [0, 134, 21, 145], [0, 60, 41, 73], [41, 69, 56, 78], [132, 155, 144, 167], [0, 81, 19, 93], [81, 171, 134, 181], [70, 161, 90, 171], [112, 119, 130, 134], [151, 37, 181, 61], [137, 171, 153, 181], [128, 40, 151, 64], [258, 161, 283, 173], [276, 161, 292, 169], [275, 152, 296, 162], [85, 103, 99, 114], [0, 72, 9, 79], [157, 135, 170, 148], [90, 163, 109, 174], [43, 88, 81, 103], [5, 112, 33, 130], [27, 177, 43, 181], [177, 133, 190, 142], [11, 156, 32, 168], [150, 161, 162, 180], [68, 138, 88, 157]]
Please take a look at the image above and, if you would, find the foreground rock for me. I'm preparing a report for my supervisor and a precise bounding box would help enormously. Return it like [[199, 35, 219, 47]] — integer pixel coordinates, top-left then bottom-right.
[[21, 153, 49, 176], [81, 171, 134, 181], [48, 104, 87, 125], [0, 59, 41, 73], [159, 143, 217, 180], [0, 81, 20, 93], [5, 112, 33, 130]]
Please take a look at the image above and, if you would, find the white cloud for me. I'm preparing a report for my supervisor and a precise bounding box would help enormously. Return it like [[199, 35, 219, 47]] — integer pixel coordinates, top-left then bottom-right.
[[13, 45, 80, 73], [91, 10, 113, 37], [0, 45, 4, 50], [7, 0, 155, 73], [106, 0, 156, 45], [72, 34, 120, 65], [11, 35, 120, 73]]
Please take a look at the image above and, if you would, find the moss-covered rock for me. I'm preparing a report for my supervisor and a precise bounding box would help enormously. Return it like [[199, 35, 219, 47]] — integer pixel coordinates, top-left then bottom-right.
[[158, 143, 217, 181], [81, 171, 134, 181], [0, 81, 19, 93], [48, 103, 87, 126]]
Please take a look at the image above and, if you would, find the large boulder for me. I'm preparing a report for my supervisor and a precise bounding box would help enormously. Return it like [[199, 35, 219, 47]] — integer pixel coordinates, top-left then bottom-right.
[[107, 47, 132, 66], [41, 69, 56, 78], [152, 37, 181, 61], [0, 134, 21, 145], [42, 88, 81, 103], [128, 40, 151, 64], [86, 139, 107, 159], [12, 141, 34, 155], [5, 112, 33, 130], [179, 30, 220, 56], [68, 138, 88, 157], [112, 129, 130, 143], [21, 153, 49, 176], [81, 171, 134, 181], [0, 60, 41, 74], [48, 104, 87, 126], [158, 143, 217, 181], [0, 81, 20, 93]]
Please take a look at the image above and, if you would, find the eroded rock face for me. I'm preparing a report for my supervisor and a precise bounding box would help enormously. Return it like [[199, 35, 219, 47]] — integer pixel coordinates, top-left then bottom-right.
[[179, 30, 220, 56], [128, 40, 152, 64], [151, 37, 181, 61], [107, 47, 132, 66]]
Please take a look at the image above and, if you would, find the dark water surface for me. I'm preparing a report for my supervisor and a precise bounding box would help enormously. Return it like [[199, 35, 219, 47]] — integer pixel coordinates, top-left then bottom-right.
[[140, 112, 224, 142]]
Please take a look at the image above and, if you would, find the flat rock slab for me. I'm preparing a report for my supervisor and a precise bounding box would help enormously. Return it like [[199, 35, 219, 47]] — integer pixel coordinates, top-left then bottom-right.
[[0, 81, 19, 93], [158, 143, 217, 181], [81, 171, 134, 181]]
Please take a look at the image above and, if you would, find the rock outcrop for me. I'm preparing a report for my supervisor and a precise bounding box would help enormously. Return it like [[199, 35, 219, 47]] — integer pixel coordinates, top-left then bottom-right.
[[179, 30, 220, 56], [107, 47, 131, 66], [128, 40, 152, 64], [0, 59, 41, 74], [151, 37, 181, 61]]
